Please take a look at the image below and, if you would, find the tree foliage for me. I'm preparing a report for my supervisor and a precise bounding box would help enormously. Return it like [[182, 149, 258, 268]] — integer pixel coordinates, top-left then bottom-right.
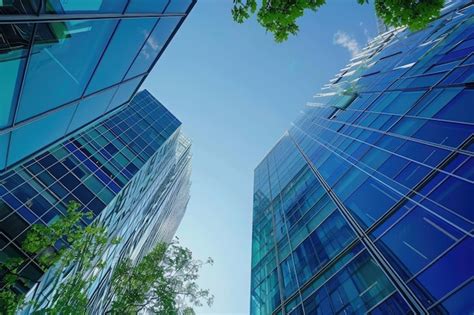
[[0, 201, 113, 314], [232, 0, 444, 42], [109, 239, 214, 315], [375, 0, 444, 31]]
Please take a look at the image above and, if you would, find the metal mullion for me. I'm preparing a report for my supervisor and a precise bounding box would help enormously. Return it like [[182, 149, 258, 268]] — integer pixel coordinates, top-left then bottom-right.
[[306, 118, 473, 184], [0, 12, 186, 24], [274, 152, 306, 315], [79, 16, 123, 100], [315, 111, 474, 157], [0, 98, 165, 227], [288, 131, 428, 314], [291, 124, 472, 236], [367, 138, 474, 240], [113, 0, 172, 86], [4, 22, 38, 168], [0, 72, 146, 137], [264, 159, 287, 315], [426, 277, 473, 311], [120, 0, 195, 111], [406, 234, 471, 284], [273, 239, 361, 315], [329, 102, 474, 127]]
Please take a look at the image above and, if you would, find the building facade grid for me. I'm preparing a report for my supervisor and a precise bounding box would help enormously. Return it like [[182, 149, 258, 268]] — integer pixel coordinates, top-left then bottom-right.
[[0, 0, 196, 170], [251, 1, 473, 314]]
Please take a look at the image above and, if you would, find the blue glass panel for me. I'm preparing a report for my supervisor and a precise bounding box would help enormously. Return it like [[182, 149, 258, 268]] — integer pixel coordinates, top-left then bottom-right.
[[428, 176, 473, 221], [438, 281, 474, 314], [368, 292, 410, 314], [85, 18, 157, 94], [410, 237, 473, 307], [107, 76, 144, 111], [280, 255, 298, 298], [45, 0, 127, 13], [378, 206, 461, 280], [17, 20, 117, 121], [165, 0, 193, 13], [125, 17, 181, 79], [303, 250, 396, 314], [434, 89, 474, 124], [126, 0, 168, 13], [8, 105, 76, 165], [68, 86, 117, 133]]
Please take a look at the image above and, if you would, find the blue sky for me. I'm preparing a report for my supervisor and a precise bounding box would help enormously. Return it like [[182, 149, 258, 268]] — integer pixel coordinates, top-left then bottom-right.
[[143, 1, 377, 313]]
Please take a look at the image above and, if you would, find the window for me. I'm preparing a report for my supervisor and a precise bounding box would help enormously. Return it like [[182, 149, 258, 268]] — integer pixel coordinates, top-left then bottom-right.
[[125, 17, 181, 79], [0, 133, 9, 170], [107, 76, 144, 111], [16, 20, 117, 121], [44, 0, 127, 13], [0, 23, 34, 128], [85, 18, 157, 94], [165, 0, 193, 13], [126, 0, 168, 13], [68, 86, 117, 133], [8, 106, 76, 166], [377, 205, 462, 280]]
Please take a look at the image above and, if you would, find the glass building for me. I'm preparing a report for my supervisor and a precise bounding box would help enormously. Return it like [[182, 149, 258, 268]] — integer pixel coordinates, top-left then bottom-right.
[[251, 2, 473, 314], [0, 90, 191, 312], [0, 0, 195, 170]]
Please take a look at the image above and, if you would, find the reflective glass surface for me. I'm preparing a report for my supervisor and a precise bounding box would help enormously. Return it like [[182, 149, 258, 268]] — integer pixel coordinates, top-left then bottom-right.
[[126, 0, 168, 13], [125, 17, 181, 79], [0, 91, 183, 302], [0, 23, 33, 128], [0, 1, 194, 171], [251, 3, 474, 314], [8, 105, 76, 165], [85, 18, 157, 94], [17, 20, 117, 121], [44, 0, 127, 13], [67, 86, 118, 132]]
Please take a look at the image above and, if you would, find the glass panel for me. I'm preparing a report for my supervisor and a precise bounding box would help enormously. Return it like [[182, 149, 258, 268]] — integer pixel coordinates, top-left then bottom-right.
[[438, 281, 474, 314], [377, 205, 462, 280], [125, 17, 181, 79], [0, 0, 40, 14], [303, 250, 396, 314], [126, 0, 168, 13], [165, 0, 193, 13], [106, 76, 144, 111], [8, 105, 76, 166], [410, 237, 473, 308], [0, 23, 33, 128], [0, 133, 9, 170], [17, 20, 117, 122], [85, 18, 157, 94], [44, 0, 127, 13], [67, 86, 118, 133]]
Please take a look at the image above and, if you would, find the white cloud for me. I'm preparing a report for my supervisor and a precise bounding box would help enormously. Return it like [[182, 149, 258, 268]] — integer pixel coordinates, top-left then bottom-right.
[[333, 31, 361, 58]]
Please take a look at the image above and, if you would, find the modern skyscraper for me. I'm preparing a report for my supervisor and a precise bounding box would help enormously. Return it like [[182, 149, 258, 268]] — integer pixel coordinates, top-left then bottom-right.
[[0, 90, 192, 312], [0, 0, 195, 170], [251, 2, 473, 314]]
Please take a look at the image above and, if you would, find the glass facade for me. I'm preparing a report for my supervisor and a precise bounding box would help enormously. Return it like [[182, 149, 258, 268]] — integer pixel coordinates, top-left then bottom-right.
[[0, 90, 190, 309], [0, 0, 195, 170], [251, 2, 473, 314]]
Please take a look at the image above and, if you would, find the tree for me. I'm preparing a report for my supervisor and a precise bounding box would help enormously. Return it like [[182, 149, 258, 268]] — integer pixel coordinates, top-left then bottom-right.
[[375, 0, 444, 31], [0, 201, 115, 314], [108, 239, 214, 314], [232, 0, 444, 42]]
